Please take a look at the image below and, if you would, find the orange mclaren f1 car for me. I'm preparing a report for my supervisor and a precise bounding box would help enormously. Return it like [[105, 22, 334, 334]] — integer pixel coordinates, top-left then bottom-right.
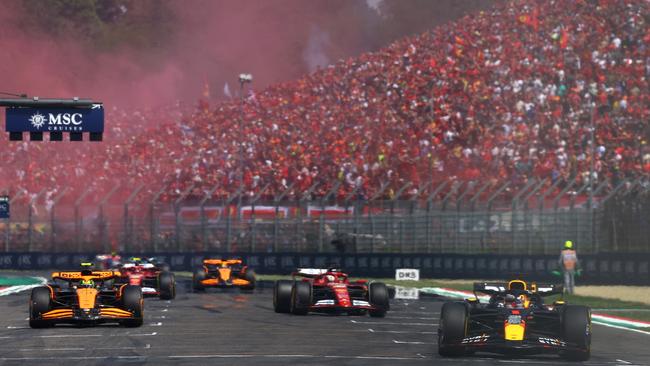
[[29, 269, 144, 328], [192, 258, 255, 291]]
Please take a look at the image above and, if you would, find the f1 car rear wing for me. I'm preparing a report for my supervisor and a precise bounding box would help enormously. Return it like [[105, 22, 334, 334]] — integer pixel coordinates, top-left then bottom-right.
[[203, 259, 243, 266], [51, 271, 121, 281], [473, 281, 563, 297], [293, 268, 328, 277]]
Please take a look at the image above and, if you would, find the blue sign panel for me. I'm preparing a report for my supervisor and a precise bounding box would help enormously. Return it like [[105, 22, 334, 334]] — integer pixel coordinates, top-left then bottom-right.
[[6, 105, 104, 133], [0, 196, 9, 219]]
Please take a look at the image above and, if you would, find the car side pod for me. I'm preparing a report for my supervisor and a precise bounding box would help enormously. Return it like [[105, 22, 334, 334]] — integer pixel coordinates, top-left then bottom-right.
[[438, 302, 469, 357]]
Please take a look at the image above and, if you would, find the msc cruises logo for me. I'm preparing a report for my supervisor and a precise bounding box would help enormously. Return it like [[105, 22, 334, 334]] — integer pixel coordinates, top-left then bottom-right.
[[29, 112, 46, 129], [27, 111, 84, 131]]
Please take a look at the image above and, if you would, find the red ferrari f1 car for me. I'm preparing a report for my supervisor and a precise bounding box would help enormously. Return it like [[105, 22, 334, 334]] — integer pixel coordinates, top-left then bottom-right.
[[273, 268, 389, 317], [117, 257, 176, 300]]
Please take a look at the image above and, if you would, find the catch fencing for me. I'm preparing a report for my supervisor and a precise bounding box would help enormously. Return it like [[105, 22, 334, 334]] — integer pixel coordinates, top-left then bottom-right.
[[1, 177, 649, 254]]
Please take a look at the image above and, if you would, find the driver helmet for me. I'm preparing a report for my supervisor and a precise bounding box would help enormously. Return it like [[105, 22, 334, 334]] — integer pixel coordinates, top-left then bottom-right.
[[79, 278, 95, 287], [564, 240, 573, 249], [326, 275, 336, 282]]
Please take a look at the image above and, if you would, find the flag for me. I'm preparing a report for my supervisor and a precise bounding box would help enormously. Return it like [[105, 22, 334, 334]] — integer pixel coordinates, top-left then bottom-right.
[[560, 28, 569, 49], [202, 80, 210, 99], [223, 82, 232, 98]]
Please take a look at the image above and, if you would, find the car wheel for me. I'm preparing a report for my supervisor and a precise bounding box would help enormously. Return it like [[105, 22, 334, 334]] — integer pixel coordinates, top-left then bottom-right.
[[561, 305, 591, 361], [438, 302, 468, 357], [290, 281, 312, 315], [158, 271, 176, 300], [368, 282, 389, 318], [274, 280, 293, 313], [192, 268, 206, 292], [29, 287, 52, 328], [241, 269, 256, 291], [121, 285, 143, 327]]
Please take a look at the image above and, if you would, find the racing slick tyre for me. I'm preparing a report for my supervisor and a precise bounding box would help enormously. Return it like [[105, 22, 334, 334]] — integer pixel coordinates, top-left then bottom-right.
[[438, 302, 468, 357], [158, 271, 176, 300], [241, 269, 256, 291], [121, 285, 144, 327], [561, 305, 591, 361], [192, 268, 206, 292], [273, 280, 293, 313], [368, 282, 389, 318], [29, 287, 52, 328], [290, 281, 312, 315]]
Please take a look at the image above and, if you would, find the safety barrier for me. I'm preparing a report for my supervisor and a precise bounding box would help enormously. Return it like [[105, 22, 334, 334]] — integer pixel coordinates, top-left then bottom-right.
[[0, 252, 648, 285]]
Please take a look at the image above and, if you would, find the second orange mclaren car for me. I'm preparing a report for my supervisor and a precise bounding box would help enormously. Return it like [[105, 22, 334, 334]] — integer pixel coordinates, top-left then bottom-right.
[[192, 258, 256, 291]]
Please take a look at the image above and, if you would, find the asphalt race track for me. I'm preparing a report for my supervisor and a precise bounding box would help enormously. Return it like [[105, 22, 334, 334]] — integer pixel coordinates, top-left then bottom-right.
[[0, 276, 648, 366]]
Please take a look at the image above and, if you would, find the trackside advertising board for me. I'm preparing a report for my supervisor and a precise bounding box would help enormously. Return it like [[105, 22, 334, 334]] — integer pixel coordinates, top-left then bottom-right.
[[6, 105, 104, 133]]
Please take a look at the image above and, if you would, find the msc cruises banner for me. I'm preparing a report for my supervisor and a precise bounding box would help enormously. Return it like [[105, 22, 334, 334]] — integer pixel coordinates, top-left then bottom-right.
[[6, 105, 104, 133]]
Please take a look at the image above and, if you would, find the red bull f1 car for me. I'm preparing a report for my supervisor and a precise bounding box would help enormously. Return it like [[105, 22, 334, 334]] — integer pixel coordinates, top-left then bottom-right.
[[117, 257, 176, 300], [192, 258, 256, 291], [438, 280, 591, 361], [29, 269, 143, 328], [273, 268, 389, 317]]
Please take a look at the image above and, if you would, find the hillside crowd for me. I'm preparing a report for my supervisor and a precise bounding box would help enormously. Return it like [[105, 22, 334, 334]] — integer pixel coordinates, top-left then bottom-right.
[[2, 0, 649, 205]]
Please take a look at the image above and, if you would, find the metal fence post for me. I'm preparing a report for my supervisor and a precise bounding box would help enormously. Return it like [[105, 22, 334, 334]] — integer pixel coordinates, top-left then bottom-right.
[[198, 183, 220, 251], [225, 187, 242, 253], [149, 185, 167, 253], [368, 182, 389, 253], [75, 187, 93, 252], [391, 182, 412, 252], [410, 181, 430, 252], [123, 184, 144, 254], [6, 189, 26, 252], [49, 188, 68, 252], [270, 184, 293, 253], [455, 182, 475, 253], [319, 182, 340, 253], [425, 181, 448, 253], [249, 184, 270, 252], [174, 184, 195, 252], [486, 182, 510, 253], [598, 180, 628, 253], [511, 179, 537, 253], [26, 188, 46, 252], [521, 179, 547, 254], [99, 184, 121, 253]]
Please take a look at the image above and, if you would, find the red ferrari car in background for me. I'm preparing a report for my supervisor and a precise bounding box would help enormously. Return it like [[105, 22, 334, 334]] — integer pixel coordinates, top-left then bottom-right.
[[118, 257, 176, 300], [273, 268, 389, 317]]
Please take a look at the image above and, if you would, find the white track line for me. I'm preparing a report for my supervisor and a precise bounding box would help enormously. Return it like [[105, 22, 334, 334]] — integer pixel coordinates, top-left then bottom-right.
[[168, 354, 426, 361], [368, 328, 436, 334], [351, 320, 437, 326], [392, 339, 436, 345], [593, 321, 650, 335]]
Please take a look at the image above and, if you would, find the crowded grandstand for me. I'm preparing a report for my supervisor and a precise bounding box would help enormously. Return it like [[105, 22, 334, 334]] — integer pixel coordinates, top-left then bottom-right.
[[2, 0, 648, 206]]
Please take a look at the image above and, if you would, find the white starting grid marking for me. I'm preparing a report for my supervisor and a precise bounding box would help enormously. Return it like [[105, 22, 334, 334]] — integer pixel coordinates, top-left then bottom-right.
[[0, 332, 157, 340], [368, 328, 436, 334], [350, 319, 437, 326], [168, 354, 427, 361], [17, 345, 151, 352], [392, 339, 436, 345]]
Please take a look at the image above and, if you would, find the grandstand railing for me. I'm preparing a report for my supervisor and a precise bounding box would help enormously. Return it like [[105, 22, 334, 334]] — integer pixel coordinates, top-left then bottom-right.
[[2, 178, 649, 254]]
